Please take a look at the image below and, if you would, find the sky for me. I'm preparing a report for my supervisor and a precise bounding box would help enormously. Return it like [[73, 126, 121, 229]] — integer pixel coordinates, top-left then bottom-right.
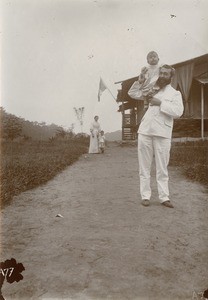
[[1, 0, 208, 133]]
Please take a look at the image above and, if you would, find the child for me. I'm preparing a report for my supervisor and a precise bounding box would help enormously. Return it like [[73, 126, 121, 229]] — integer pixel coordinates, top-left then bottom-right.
[[98, 130, 105, 153], [128, 51, 161, 110]]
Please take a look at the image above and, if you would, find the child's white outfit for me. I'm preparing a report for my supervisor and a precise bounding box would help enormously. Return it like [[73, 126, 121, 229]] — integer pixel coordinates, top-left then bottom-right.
[[141, 65, 160, 93], [99, 134, 105, 153], [128, 64, 160, 109]]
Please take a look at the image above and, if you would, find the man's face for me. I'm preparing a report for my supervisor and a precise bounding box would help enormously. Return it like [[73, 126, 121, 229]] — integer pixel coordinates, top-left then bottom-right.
[[157, 67, 172, 88]]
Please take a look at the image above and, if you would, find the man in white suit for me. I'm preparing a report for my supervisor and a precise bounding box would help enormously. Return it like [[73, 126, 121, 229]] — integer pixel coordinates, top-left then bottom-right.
[[128, 65, 184, 208]]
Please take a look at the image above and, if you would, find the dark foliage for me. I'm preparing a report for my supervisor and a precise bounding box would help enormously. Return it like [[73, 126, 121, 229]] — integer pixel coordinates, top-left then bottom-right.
[[170, 140, 208, 187], [0, 107, 73, 141], [1, 137, 89, 207], [0, 107, 22, 140]]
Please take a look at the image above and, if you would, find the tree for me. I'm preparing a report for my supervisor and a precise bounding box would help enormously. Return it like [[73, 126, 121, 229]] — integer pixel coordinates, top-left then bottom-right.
[[1, 107, 22, 140], [69, 123, 75, 132], [55, 127, 67, 139], [73, 107, 85, 133]]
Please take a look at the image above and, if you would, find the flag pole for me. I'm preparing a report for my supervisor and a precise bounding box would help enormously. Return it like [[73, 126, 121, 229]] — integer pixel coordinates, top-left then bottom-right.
[[102, 78, 116, 101], [106, 87, 117, 101], [98, 77, 117, 101]]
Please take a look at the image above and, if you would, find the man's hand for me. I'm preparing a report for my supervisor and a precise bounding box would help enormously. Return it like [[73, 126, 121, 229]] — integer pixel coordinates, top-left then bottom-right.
[[149, 97, 161, 106]]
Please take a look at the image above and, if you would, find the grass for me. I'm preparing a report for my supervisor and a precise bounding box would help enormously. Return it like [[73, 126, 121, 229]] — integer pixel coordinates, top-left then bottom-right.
[[1, 138, 207, 208], [0, 137, 89, 207], [170, 140, 208, 187]]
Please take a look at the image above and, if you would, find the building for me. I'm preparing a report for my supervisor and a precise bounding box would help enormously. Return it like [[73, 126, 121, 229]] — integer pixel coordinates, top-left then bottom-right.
[[115, 53, 208, 140]]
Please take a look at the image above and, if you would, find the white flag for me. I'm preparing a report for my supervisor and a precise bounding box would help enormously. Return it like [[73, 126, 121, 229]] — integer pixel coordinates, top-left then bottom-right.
[[98, 77, 107, 102]]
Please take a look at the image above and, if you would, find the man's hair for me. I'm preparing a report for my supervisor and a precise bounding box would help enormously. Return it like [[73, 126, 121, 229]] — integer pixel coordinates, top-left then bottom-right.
[[160, 64, 175, 77]]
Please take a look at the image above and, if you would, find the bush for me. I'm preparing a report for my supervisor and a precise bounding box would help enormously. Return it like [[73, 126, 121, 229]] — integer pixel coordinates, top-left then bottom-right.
[[170, 140, 208, 187], [0, 107, 23, 140], [1, 137, 89, 207]]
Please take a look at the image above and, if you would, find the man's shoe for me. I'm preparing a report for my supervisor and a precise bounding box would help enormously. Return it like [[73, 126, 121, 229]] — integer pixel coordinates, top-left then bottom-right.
[[141, 199, 150, 206], [161, 200, 174, 208]]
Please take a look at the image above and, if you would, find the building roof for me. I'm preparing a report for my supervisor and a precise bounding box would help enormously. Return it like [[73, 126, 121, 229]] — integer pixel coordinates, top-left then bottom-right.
[[115, 53, 208, 85], [195, 72, 208, 85], [171, 53, 208, 69], [116, 53, 208, 102]]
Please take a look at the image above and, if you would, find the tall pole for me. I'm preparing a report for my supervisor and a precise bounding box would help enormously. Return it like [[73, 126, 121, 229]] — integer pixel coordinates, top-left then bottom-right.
[[107, 87, 116, 101], [201, 83, 204, 140]]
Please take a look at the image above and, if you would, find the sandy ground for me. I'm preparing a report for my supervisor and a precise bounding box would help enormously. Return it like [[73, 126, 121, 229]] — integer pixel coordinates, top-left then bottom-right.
[[0, 142, 207, 300]]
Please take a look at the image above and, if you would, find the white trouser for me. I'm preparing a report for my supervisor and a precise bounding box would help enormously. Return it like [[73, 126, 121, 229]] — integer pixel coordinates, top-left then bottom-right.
[[138, 133, 171, 203]]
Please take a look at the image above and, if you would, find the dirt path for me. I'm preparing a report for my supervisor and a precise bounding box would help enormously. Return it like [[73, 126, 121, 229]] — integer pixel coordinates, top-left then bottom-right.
[[1, 142, 207, 300]]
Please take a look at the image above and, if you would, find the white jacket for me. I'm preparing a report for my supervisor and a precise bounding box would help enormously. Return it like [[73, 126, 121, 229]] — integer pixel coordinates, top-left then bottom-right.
[[129, 83, 184, 138]]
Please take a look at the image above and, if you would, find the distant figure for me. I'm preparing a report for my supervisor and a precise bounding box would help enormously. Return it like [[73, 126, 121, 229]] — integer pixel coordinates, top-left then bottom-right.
[[89, 115, 101, 154], [128, 51, 161, 110], [98, 130, 105, 153]]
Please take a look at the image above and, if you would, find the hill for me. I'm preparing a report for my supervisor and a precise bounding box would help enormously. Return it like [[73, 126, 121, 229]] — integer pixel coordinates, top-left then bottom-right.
[[0, 107, 69, 141], [105, 130, 122, 141]]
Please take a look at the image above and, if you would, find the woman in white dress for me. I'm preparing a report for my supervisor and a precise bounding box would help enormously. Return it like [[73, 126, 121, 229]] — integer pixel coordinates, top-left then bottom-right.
[[88, 115, 101, 154]]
